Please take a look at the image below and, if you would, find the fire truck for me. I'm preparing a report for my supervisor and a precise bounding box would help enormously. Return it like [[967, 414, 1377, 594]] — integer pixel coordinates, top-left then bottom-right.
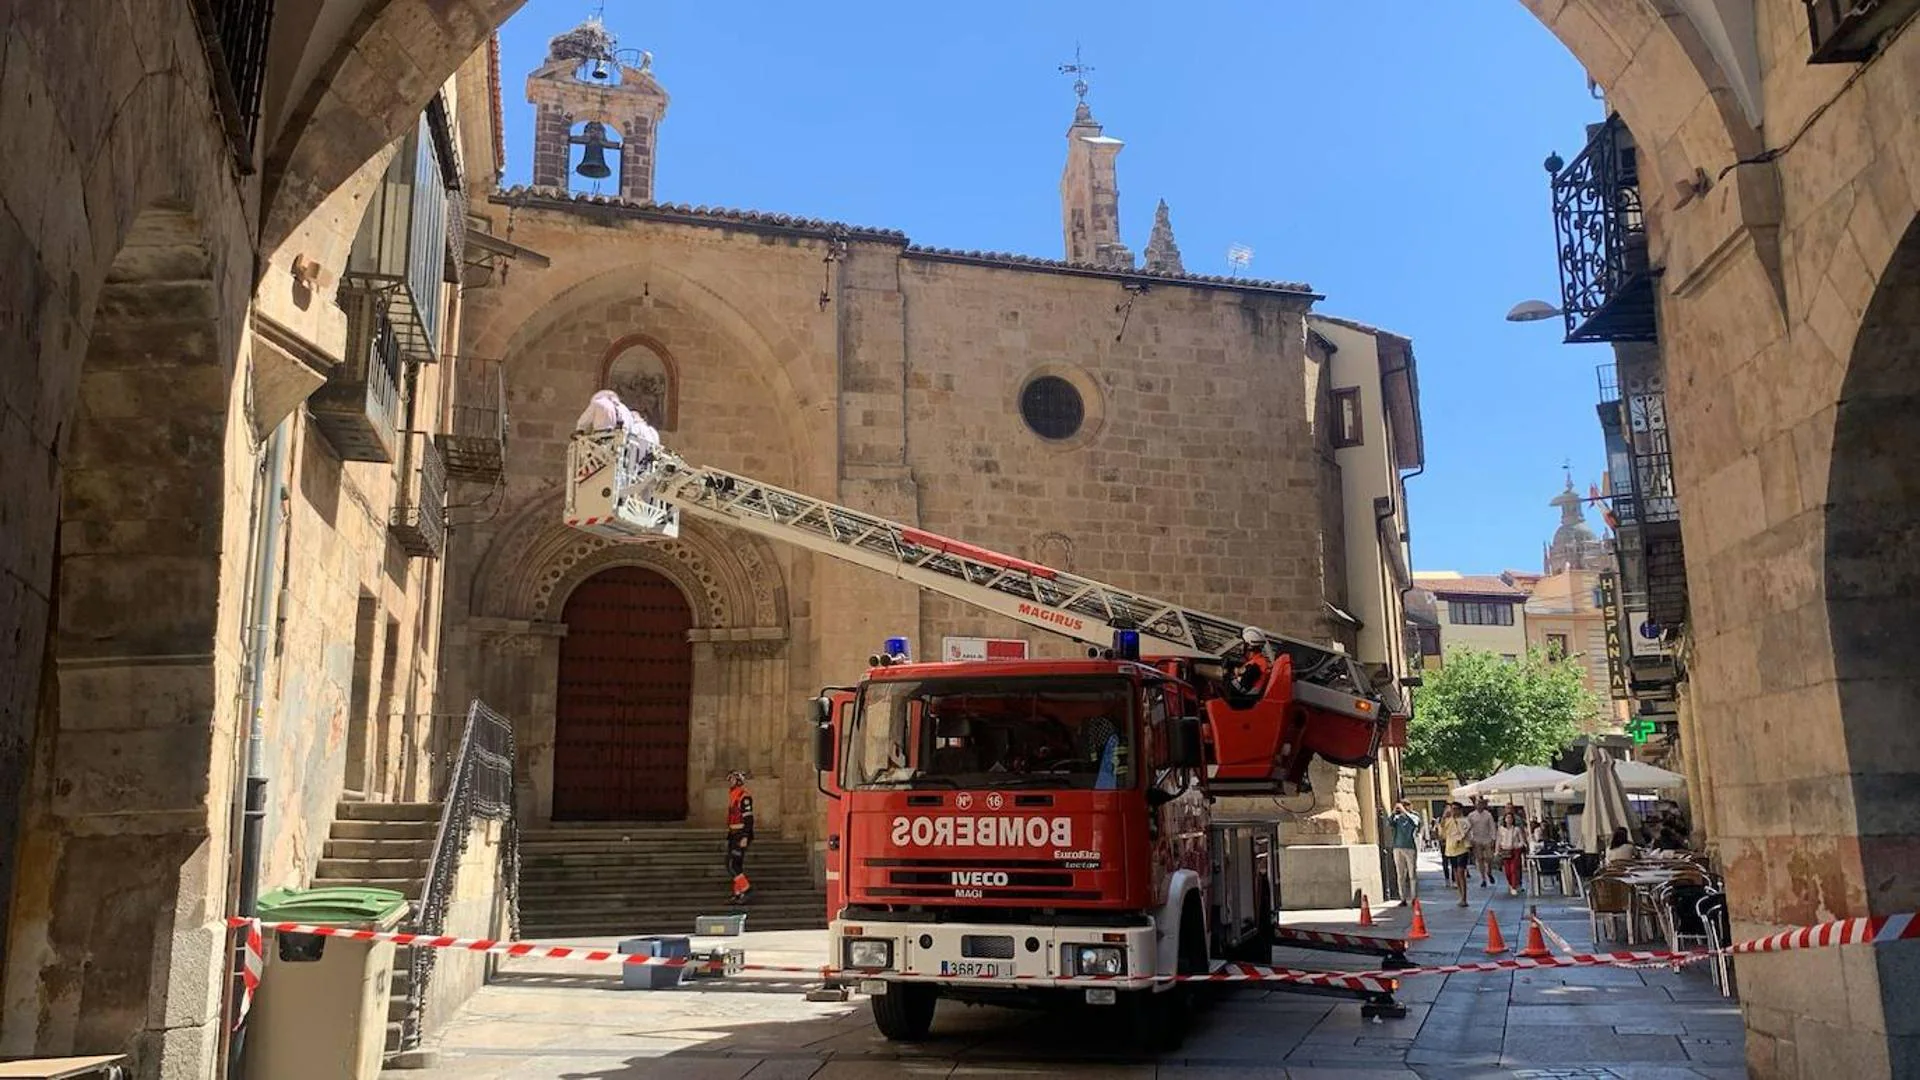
[[564, 400, 1409, 1047]]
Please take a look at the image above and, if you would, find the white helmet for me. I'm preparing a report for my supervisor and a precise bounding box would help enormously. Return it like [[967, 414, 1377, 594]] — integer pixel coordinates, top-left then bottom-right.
[[1241, 627, 1267, 648]]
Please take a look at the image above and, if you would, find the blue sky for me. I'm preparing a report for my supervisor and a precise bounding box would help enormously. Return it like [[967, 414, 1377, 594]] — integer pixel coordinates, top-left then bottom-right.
[[498, 1, 1614, 575]]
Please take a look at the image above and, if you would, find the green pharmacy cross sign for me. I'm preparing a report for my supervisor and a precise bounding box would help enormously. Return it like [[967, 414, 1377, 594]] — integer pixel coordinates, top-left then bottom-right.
[[1627, 718, 1658, 744]]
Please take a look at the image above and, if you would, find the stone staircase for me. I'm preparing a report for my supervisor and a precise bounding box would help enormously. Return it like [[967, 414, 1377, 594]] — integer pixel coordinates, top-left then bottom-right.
[[314, 801, 437, 1057], [518, 824, 827, 938]]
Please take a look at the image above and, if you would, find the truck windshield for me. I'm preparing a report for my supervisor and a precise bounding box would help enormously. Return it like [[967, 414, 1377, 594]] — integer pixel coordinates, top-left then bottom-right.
[[843, 675, 1134, 791]]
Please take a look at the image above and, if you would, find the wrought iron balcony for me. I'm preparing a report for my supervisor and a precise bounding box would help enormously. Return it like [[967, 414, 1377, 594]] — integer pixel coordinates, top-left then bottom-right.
[[189, 0, 274, 165], [391, 432, 449, 559], [437, 357, 508, 483], [343, 110, 455, 364], [309, 295, 402, 463], [1804, 0, 1920, 63], [1549, 115, 1658, 344]]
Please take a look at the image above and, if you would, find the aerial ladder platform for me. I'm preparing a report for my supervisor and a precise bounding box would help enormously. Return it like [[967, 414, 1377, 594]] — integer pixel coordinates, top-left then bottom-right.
[[563, 396, 1391, 792]]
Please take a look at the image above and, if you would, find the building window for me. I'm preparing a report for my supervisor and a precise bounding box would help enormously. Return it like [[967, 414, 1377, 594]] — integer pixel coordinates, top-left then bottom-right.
[[1020, 375, 1085, 441], [1416, 627, 1441, 656], [1447, 600, 1515, 626], [1546, 633, 1569, 660], [1332, 387, 1363, 448]]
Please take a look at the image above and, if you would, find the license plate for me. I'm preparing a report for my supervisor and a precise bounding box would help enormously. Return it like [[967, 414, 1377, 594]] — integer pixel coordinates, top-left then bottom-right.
[[943, 961, 1012, 978]]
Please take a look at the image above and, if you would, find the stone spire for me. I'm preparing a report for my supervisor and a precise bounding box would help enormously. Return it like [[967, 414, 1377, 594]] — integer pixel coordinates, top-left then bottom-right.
[[1142, 199, 1184, 274], [1060, 101, 1134, 269]]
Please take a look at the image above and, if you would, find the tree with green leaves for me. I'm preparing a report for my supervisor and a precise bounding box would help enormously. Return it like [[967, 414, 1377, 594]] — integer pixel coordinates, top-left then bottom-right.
[[1404, 647, 1602, 781]]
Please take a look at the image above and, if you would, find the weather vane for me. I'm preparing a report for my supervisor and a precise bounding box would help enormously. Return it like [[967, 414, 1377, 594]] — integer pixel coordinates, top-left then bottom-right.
[[1059, 44, 1094, 105]]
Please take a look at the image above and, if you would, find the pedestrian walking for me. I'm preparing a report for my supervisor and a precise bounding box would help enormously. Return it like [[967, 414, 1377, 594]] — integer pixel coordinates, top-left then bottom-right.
[[1467, 798, 1498, 886], [1388, 800, 1421, 901], [726, 770, 755, 904], [1498, 806, 1528, 896], [1439, 803, 1472, 907]]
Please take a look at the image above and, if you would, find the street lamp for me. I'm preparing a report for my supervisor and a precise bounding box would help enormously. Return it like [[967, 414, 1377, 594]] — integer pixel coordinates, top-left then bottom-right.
[[1505, 299, 1563, 323]]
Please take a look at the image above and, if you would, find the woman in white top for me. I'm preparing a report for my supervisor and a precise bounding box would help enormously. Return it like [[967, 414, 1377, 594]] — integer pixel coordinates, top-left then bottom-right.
[[1497, 808, 1529, 896], [1604, 825, 1638, 865]]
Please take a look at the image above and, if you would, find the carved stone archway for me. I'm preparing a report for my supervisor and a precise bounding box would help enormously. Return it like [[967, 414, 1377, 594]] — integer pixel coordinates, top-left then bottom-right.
[[463, 499, 794, 827]]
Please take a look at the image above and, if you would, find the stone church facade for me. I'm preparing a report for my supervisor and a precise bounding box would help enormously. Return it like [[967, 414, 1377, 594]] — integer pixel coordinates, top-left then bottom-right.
[[441, 24, 1395, 850]]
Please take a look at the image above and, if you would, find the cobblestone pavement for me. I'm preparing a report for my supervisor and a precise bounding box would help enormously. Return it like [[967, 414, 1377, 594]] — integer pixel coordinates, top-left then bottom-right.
[[389, 854, 1747, 1078]]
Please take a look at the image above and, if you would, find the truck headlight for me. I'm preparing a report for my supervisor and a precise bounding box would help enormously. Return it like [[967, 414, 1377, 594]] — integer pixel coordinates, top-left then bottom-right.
[[1071, 945, 1126, 976], [845, 938, 893, 970]]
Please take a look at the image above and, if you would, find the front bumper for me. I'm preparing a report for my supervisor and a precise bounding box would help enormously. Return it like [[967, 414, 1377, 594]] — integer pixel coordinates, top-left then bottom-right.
[[828, 917, 1161, 990]]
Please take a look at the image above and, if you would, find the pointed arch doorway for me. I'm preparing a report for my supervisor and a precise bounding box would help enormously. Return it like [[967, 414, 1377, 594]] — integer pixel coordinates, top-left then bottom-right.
[[554, 566, 695, 820]]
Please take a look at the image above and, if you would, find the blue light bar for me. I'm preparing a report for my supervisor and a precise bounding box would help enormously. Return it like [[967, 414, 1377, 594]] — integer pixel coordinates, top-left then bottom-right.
[[884, 636, 910, 661], [1113, 629, 1140, 661]]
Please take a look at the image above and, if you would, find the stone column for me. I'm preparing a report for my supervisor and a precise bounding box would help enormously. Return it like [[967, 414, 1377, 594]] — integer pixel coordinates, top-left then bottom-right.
[[466, 617, 567, 825], [531, 105, 572, 189], [688, 628, 788, 830]]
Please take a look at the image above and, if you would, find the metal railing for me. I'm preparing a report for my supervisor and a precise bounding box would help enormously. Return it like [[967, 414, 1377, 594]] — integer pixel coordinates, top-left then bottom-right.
[[343, 114, 451, 364], [398, 700, 519, 1055], [438, 357, 508, 482], [1804, 0, 1920, 63], [190, 0, 275, 166], [308, 295, 402, 463], [390, 433, 449, 558], [1550, 115, 1658, 344]]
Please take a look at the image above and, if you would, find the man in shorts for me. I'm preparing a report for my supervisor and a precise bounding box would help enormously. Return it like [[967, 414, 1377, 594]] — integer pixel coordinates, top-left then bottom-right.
[[1466, 798, 1499, 887]]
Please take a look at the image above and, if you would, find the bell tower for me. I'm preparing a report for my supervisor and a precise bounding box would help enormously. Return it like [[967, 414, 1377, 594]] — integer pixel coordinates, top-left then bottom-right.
[[526, 17, 670, 202]]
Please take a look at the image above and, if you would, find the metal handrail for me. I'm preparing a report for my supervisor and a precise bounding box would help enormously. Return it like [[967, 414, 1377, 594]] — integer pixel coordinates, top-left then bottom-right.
[[397, 700, 518, 1054]]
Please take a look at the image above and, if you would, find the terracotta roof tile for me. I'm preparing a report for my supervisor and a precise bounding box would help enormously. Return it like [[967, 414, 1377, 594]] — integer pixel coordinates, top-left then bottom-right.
[[1415, 574, 1528, 599], [491, 186, 1317, 295]]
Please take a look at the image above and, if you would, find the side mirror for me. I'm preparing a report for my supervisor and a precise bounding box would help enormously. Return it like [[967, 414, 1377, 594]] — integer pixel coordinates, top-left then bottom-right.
[[809, 696, 831, 726], [814, 719, 836, 774], [1169, 715, 1204, 770]]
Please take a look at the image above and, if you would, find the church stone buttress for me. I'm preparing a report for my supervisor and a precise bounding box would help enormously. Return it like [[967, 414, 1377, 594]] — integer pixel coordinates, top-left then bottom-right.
[[526, 18, 670, 202], [1060, 100, 1134, 270]]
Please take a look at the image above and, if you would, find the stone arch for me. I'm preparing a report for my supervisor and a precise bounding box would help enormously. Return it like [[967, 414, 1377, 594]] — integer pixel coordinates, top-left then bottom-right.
[[472, 493, 789, 630], [601, 332, 680, 431], [1823, 211, 1920, 919], [3, 202, 234, 1070]]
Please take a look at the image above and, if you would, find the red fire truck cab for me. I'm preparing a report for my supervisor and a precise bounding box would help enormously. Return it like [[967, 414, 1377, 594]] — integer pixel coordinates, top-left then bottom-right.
[[811, 646, 1399, 1048]]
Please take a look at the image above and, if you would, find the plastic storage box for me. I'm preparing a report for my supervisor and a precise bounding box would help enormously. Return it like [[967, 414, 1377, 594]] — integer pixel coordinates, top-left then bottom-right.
[[693, 913, 747, 936], [619, 935, 691, 989]]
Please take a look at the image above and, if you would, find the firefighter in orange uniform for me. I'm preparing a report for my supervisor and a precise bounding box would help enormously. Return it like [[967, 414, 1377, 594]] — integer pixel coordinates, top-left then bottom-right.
[[726, 770, 755, 904], [1231, 627, 1274, 702]]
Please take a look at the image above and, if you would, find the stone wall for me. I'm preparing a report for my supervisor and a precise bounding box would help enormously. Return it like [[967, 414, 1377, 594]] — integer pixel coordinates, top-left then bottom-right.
[[448, 195, 1364, 846]]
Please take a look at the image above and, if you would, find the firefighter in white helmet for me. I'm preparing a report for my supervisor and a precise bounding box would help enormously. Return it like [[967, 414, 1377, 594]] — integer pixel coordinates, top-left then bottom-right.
[[1231, 627, 1275, 701]]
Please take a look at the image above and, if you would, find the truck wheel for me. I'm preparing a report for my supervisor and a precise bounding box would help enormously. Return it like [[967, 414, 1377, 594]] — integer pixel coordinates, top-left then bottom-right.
[[870, 982, 937, 1041]]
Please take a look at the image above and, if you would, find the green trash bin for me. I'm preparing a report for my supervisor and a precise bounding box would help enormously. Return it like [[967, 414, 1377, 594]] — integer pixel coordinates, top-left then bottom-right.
[[242, 885, 411, 1080]]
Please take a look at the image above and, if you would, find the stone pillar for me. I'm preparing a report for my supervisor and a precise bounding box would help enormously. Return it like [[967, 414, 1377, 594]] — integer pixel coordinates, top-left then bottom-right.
[[465, 617, 567, 825], [621, 114, 655, 202], [531, 104, 572, 189], [686, 628, 789, 831]]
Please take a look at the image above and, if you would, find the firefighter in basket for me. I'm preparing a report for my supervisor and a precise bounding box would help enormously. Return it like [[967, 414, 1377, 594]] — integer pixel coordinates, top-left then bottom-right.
[[726, 770, 755, 905], [1229, 626, 1275, 705]]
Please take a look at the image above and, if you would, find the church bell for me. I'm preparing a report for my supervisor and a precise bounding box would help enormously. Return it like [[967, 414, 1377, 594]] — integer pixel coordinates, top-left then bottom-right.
[[576, 122, 614, 180]]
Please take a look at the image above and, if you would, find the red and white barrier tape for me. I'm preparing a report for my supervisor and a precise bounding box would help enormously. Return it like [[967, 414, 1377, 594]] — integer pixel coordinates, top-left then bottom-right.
[[1273, 926, 1408, 952], [226, 908, 1920, 989]]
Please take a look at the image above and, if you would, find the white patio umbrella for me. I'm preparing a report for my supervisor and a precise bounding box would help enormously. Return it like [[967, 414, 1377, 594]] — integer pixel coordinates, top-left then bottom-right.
[[1450, 764, 1574, 802], [1554, 759, 1687, 795], [1578, 744, 1640, 854]]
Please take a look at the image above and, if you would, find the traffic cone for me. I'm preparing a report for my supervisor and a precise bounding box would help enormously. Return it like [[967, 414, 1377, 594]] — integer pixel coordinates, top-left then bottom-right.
[[1358, 893, 1375, 927], [1407, 899, 1430, 941], [1484, 909, 1509, 955], [1519, 906, 1551, 959]]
